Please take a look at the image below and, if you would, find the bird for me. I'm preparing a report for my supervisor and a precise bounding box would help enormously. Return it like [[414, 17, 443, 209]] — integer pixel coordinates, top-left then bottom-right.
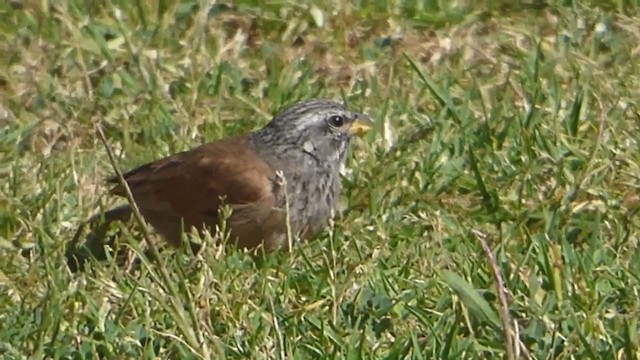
[[67, 99, 372, 269]]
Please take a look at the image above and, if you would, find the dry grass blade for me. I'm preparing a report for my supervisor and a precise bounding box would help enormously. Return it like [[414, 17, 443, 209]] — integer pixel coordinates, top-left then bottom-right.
[[472, 228, 531, 360], [95, 125, 214, 359]]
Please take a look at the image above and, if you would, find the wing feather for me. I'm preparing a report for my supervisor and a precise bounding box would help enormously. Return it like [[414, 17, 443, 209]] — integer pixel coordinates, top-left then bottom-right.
[[108, 135, 277, 219]]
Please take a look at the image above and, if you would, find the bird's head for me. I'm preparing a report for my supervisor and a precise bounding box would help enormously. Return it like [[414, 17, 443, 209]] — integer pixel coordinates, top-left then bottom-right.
[[256, 99, 373, 165]]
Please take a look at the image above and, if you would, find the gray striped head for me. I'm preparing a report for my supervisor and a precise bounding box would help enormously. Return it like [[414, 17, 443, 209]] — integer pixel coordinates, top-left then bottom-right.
[[254, 99, 372, 165]]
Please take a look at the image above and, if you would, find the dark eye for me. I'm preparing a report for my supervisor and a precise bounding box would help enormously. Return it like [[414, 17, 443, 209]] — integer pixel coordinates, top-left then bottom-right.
[[328, 115, 345, 127]]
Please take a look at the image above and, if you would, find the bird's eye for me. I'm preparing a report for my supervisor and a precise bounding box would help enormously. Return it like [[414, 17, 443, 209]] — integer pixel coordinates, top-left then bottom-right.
[[328, 115, 345, 127]]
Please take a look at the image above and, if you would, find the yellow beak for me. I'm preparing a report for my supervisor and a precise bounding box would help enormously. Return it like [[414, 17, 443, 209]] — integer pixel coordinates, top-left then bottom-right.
[[348, 115, 373, 137]]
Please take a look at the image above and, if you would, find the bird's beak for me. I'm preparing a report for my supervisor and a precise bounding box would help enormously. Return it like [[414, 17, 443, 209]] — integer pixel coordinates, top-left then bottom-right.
[[348, 115, 373, 137]]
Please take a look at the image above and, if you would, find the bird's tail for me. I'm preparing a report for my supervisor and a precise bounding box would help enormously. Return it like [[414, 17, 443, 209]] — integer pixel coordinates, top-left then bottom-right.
[[66, 205, 133, 272]]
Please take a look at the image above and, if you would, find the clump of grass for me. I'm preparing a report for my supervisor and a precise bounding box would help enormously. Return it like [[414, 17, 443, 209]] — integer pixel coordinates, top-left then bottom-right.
[[1, 0, 640, 358]]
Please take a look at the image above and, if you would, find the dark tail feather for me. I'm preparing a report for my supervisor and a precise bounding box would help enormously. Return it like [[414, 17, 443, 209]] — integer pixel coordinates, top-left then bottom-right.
[[66, 206, 133, 272]]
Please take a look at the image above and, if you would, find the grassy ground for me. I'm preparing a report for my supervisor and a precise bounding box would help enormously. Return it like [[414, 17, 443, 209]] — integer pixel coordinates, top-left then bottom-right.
[[2, 0, 640, 358]]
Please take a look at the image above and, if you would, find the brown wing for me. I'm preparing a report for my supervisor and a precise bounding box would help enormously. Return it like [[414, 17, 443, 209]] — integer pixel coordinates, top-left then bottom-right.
[[108, 134, 278, 221]]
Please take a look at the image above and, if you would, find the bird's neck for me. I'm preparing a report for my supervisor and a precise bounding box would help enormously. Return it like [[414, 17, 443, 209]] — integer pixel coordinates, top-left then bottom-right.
[[250, 131, 347, 172]]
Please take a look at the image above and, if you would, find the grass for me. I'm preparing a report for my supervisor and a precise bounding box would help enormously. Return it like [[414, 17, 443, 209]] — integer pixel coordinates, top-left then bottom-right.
[[1, 0, 640, 358]]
